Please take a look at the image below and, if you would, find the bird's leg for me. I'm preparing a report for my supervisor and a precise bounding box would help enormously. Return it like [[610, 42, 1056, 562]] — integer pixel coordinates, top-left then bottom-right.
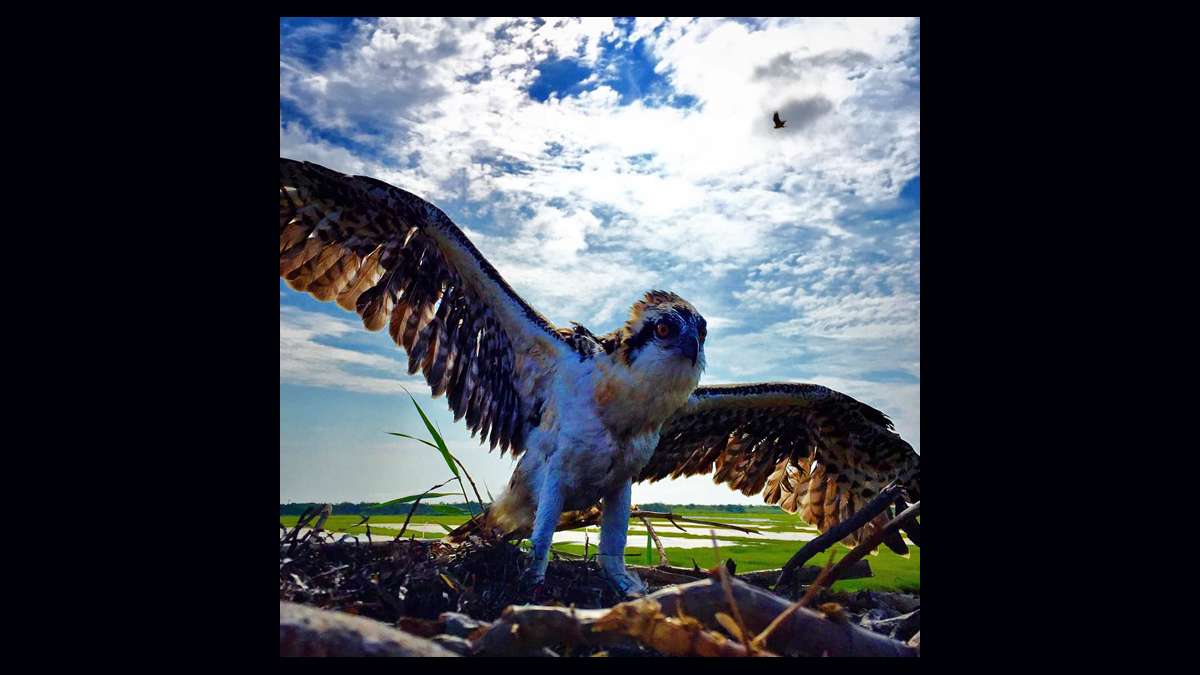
[[596, 479, 647, 598], [518, 470, 565, 593]]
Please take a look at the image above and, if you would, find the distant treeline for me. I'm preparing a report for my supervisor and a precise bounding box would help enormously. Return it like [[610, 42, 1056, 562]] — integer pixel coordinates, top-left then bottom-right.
[[281, 501, 776, 516]]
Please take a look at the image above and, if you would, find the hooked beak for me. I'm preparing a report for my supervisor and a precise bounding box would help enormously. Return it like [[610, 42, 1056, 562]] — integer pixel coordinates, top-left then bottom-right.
[[679, 334, 699, 367]]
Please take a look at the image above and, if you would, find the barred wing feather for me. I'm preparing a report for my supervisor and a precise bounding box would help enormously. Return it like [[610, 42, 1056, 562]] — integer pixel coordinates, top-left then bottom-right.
[[639, 383, 920, 549], [280, 158, 573, 456]]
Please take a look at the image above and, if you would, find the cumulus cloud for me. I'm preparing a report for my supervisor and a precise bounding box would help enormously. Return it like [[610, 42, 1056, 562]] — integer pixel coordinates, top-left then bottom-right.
[[753, 49, 874, 80], [280, 305, 427, 395], [279, 16, 922, 488]]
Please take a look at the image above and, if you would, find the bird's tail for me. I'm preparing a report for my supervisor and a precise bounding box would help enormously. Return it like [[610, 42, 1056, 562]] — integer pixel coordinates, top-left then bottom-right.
[[446, 481, 535, 543], [447, 486, 606, 543], [446, 507, 499, 543]]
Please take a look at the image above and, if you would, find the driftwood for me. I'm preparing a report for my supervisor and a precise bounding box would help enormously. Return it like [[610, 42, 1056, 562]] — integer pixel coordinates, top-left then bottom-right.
[[774, 482, 903, 591], [472, 576, 917, 657], [473, 599, 759, 656], [823, 501, 920, 587], [280, 601, 458, 657]]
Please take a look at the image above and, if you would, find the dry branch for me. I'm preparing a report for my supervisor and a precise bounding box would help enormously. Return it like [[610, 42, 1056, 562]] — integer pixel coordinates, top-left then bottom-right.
[[822, 501, 920, 587], [774, 481, 903, 591], [471, 597, 761, 656], [894, 496, 921, 546], [280, 601, 458, 657], [395, 477, 456, 541], [630, 510, 761, 535], [452, 454, 486, 512], [639, 516, 670, 566], [626, 565, 702, 586], [472, 576, 916, 657], [751, 553, 838, 650]]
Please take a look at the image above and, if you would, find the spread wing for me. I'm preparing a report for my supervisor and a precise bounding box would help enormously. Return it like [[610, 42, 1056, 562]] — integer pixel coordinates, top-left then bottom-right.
[[773, 111, 783, 125], [280, 158, 573, 456], [638, 383, 920, 547]]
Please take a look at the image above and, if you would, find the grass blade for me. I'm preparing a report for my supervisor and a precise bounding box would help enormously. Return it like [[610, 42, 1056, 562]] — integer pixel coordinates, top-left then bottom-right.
[[386, 432, 440, 451], [404, 392, 459, 479], [367, 492, 455, 510], [394, 477, 456, 540]]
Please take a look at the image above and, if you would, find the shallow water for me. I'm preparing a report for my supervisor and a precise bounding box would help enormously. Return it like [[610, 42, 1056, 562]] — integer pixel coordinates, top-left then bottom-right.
[[626, 526, 764, 539], [684, 516, 777, 523], [368, 523, 446, 534], [549, 529, 744, 549]]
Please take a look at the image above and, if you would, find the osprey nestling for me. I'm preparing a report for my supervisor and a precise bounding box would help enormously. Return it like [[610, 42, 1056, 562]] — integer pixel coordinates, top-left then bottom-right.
[[280, 158, 920, 597]]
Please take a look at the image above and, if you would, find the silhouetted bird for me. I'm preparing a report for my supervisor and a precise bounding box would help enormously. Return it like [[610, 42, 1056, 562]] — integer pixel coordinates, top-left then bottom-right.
[[773, 111, 787, 129]]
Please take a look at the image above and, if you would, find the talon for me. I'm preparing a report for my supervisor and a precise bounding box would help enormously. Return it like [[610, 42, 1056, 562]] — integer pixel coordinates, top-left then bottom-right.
[[596, 555, 648, 598], [517, 567, 547, 601]]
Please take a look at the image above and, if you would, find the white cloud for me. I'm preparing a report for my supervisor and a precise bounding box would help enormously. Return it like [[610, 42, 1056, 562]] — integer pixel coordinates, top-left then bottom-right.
[[279, 305, 427, 395], [279, 17, 921, 501]]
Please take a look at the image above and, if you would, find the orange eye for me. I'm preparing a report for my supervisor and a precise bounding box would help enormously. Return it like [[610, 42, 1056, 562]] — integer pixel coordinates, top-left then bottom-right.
[[655, 323, 670, 339]]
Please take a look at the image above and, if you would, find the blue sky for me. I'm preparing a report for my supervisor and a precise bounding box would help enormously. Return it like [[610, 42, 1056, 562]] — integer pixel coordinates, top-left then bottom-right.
[[279, 17, 920, 505]]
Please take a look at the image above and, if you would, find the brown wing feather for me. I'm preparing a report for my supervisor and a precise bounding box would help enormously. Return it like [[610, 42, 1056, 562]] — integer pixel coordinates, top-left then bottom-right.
[[638, 383, 920, 550], [280, 158, 573, 456]]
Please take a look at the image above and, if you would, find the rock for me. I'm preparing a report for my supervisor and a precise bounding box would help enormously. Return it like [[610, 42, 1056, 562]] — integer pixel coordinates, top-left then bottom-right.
[[439, 611, 490, 637], [280, 601, 459, 657], [432, 635, 474, 656], [908, 630, 920, 653]]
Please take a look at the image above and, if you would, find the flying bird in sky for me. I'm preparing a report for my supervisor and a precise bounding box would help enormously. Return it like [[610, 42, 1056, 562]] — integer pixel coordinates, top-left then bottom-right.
[[773, 111, 787, 129], [279, 158, 920, 597]]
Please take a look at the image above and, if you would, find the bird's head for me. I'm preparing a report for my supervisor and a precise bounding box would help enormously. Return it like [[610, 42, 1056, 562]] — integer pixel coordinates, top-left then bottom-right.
[[610, 290, 707, 379]]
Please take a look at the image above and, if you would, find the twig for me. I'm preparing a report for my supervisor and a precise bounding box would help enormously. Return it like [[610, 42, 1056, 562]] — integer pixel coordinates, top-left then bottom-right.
[[639, 516, 669, 567], [452, 454, 486, 512], [713, 534, 753, 655], [548, 545, 586, 560], [751, 552, 837, 650], [282, 506, 320, 557], [395, 477, 456, 541], [823, 501, 921, 586], [309, 564, 351, 580], [774, 481, 903, 591], [626, 565, 703, 585], [312, 503, 333, 532], [630, 510, 760, 535]]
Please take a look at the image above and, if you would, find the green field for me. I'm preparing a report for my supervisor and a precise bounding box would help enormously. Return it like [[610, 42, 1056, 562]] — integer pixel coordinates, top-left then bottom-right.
[[281, 507, 919, 593]]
